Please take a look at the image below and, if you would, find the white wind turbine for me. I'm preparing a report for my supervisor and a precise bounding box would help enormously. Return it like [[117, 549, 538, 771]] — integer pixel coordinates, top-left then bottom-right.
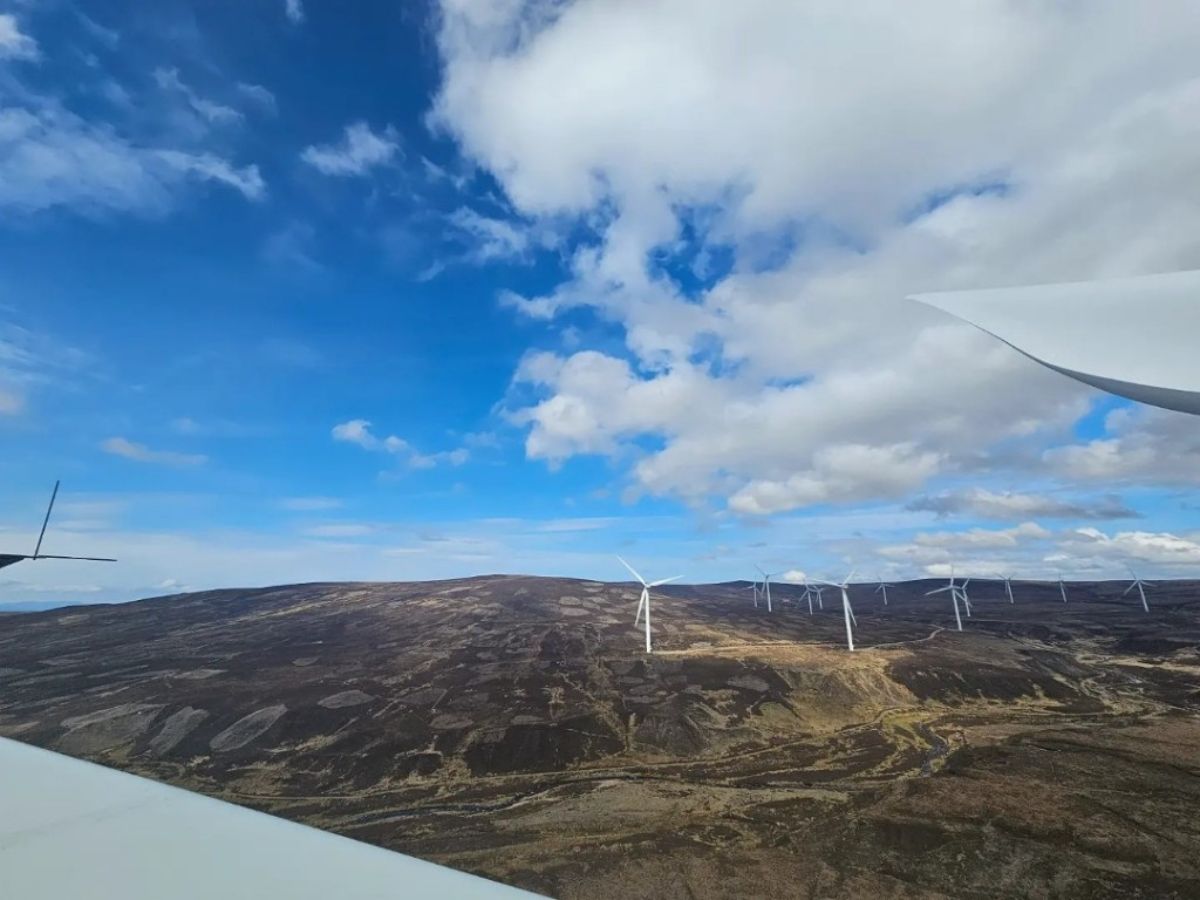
[[755, 565, 781, 613], [1057, 572, 1069, 603], [1002, 575, 1016, 604], [747, 576, 760, 609], [874, 579, 896, 606], [618, 557, 681, 654], [959, 576, 973, 617], [926, 569, 967, 632], [800, 578, 817, 615], [1124, 567, 1152, 613], [818, 571, 858, 651], [811, 583, 825, 610]]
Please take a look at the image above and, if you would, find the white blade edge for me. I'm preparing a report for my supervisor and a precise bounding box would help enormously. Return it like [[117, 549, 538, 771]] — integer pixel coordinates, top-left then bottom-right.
[[616, 555, 645, 586]]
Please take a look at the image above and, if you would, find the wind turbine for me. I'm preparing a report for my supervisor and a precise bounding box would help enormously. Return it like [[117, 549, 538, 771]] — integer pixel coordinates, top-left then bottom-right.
[[746, 577, 760, 609], [1057, 573, 1069, 603], [0, 481, 117, 571], [926, 569, 967, 631], [818, 571, 858, 651], [811, 583, 825, 610], [617, 557, 681, 654], [874, 579, 896, 606], [959, 577, 973, 617], [800, 578, 816, 615], [1002, 575, 1016, 604], [755, 565, 781, 613], [1124, 568, 1152, 613]]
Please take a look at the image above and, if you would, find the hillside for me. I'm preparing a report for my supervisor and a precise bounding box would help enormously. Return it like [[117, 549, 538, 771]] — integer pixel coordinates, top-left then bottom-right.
[[2, 576, 1200, 898]]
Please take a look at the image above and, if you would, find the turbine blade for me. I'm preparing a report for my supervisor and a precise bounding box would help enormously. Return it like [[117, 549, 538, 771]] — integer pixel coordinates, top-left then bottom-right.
[[33, 480, 60, 559], [616, 555, 645, 585], [29, 554, 117, 562], [649, 575, 682, 587]]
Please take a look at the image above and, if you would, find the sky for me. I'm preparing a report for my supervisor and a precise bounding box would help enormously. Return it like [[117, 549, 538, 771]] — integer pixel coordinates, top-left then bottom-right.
[[4, 0, 1200, 606]]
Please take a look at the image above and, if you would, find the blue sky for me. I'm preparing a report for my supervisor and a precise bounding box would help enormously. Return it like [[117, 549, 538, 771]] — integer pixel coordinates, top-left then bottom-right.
[[4, 1, 1200, 605]]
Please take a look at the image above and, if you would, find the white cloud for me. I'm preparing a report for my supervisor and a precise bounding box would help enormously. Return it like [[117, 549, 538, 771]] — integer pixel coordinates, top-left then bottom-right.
[[1044, 406, 1200, 485], [331, 419, 469, 469], [779, 569, 807, 584], [301, 122, 399, 177], [1059, 527, 1200, 571], [155, 150, 264, 200], [435, 0, 1200, 516], [153, 67, 242, 126], [284, 0, 305, 25], [0, 322, 91, 416], [100, 437, 207, 467], [447, 206, 535, 262], [236, 82, 277, 112], [0, 14, 38, 61], [907, 488, 1138, 521], [0, 105, 265, 214], [331, 418, 381, 449]]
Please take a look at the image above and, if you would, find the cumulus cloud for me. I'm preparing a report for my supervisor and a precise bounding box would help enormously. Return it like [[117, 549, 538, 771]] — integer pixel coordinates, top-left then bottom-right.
[[100, 437, 207, 467], [1044, 406, 1200, 484], [302, 122, 399, 176], [907, 488, 1138, 521], [0, 14, 38, 61], [284, 0, 304, 25], [435, 0, 1200, 516]]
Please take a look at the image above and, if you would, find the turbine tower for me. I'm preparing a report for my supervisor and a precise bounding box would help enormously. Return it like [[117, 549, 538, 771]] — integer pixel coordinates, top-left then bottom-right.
[[926, 570, 967, 631], [1124, 568, 1152, 613], [618, 557, 681, 654], [818, 571, 857, 651], [1058, 573, 1069, 603]]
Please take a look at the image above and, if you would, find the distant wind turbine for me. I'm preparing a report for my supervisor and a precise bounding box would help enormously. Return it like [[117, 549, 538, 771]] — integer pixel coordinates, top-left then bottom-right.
[[1124, 568, 1152, 613], [818, 571, 857, 651], [1058, 573, 1069, 603], [755, 565, 781, 613], [800, 578, 816, 615], [1002, 575, 1016, 604], [618, 557, 681, 654], [747, 577, 760, 609], [926, 569, 967, 632], [0, 480, 117, 571], [874, 579, 896, 606]]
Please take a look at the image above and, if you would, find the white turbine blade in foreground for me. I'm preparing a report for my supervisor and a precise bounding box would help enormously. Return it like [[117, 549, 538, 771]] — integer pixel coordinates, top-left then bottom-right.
[[0, 739, 536, 900]]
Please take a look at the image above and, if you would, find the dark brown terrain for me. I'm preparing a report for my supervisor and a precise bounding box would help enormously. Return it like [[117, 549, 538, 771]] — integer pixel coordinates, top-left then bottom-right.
[[2, 576, 1199, 898]]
